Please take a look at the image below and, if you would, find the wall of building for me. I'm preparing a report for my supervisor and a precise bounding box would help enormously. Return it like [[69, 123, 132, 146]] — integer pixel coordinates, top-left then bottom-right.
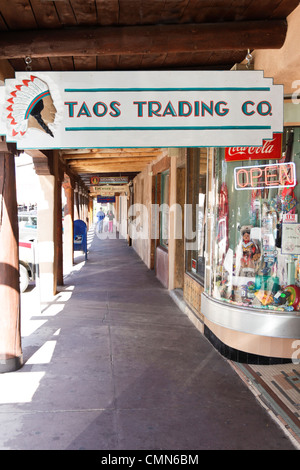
[[130, 149, 187, 290], [253, 4, 300, 95], [132, 164, 152, 269]]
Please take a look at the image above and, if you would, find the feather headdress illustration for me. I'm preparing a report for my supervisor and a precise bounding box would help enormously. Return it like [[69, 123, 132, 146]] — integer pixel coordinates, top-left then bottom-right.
[[6, 75, 56, 137]]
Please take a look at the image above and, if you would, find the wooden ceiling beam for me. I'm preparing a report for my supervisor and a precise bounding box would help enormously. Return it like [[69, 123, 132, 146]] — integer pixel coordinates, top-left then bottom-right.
[[61, 148, 161, 154], [74, 163, 149, 173], [68, 157, 156, 166], [63, 152, 160, 160], [0, 21, 287, 59]]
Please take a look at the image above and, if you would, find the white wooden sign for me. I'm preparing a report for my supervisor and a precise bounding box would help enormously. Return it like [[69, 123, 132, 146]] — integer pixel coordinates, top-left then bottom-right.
[[92, 185, 128, 192], [2, 71, 283, 149]]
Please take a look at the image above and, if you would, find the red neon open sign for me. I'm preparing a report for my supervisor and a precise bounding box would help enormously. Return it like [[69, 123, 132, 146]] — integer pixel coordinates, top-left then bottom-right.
[[234, 162, 296, 190]]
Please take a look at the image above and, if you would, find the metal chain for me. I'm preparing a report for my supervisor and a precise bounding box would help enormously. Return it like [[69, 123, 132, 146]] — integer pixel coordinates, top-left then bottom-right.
[[246, 49, 253, 69], [25, 56, 32, 71]]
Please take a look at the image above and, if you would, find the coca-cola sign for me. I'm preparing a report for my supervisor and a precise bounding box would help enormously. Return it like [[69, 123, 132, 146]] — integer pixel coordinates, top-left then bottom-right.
[[225, 133, 282, 162]]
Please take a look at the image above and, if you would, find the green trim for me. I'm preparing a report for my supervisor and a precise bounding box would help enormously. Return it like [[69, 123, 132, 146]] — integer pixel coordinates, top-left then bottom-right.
[[65, 87, 270, 92], [65, 126, 271, 132]]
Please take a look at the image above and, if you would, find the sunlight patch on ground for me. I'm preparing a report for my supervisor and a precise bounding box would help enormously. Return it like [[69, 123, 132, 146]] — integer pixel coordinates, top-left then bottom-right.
[[26, 340, 57, 365], [21, 319, 48, 337], [0, 372, 45, 404]]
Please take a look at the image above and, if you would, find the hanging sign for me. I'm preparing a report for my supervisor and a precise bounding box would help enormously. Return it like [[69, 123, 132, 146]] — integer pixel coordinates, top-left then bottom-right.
[[90, 176, 100, 184], [97, 196, 116, 203], [1, 71, 283, 149], [99, 176, 128, 184], [99, 191, 114, 196], [93, 185, 128, 193], [225, 132, 282, 161]]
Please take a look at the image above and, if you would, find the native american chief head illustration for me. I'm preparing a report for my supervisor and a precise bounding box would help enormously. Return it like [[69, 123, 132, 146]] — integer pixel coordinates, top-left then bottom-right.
[[6, 75, 56, 138]]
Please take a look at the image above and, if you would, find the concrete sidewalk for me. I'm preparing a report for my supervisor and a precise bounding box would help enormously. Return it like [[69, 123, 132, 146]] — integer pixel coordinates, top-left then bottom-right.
[[0, 230, 297, 450]]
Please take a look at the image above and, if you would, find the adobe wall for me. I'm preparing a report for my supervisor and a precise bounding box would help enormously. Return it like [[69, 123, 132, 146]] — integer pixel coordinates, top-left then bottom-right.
[[253, 5, 300, 95]]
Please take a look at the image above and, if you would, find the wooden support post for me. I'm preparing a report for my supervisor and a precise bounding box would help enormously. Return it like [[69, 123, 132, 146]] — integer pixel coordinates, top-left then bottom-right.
[[0, 142, 23, 372], [88, 197, 94, 230], [78, 187, 83, 221], [55, 158, 64, 287], [62, 175, 74, 272], [83, 192, 88, 227]]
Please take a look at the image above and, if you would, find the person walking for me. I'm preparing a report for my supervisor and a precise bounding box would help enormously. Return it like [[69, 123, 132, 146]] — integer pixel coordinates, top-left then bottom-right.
[[108, 210, 115, 233], [96, 207, 105, 233]]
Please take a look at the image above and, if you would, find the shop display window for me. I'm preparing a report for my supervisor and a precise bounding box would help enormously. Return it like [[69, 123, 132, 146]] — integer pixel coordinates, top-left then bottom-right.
[[185, 149, 208, 284], [206, 127, 300, 313]]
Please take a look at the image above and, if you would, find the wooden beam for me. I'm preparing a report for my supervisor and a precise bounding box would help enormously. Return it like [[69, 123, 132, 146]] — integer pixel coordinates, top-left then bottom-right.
[[63, 152, 161, 160], [75, 163, 149, 173], [61, 148, 161, 155], [26, 149, 54, 176], [0, 21, 287, 59], [68, 157, 156, 166]]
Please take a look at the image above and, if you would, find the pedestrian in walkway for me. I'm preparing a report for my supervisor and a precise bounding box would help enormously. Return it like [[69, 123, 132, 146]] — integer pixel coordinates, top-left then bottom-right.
[[96, 207, 105, 233], [108, 210, 115, 233]]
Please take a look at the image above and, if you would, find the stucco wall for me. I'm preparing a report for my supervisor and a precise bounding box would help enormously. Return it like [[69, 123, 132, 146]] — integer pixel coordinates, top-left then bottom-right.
[[132, 165, 152, 268], [253, 5, 300, 95]]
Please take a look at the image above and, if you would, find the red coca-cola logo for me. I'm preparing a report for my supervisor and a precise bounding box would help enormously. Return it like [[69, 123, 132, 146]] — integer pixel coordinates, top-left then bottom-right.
[[225, 133, 282, 161]]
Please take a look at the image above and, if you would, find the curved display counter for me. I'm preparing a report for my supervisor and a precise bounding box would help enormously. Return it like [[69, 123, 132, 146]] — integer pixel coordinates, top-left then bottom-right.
[[201, 129, 300, 363]]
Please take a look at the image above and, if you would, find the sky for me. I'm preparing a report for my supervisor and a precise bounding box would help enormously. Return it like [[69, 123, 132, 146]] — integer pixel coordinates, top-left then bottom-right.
[[15, 153, 39, 205]]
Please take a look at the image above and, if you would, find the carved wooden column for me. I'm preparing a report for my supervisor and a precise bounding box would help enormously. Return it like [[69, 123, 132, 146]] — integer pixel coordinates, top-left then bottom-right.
[[0, 140, 23, 372], [83, 190, 88, 227], [79, 186, 84, 221], [62, 174, 74, 271], [88, 196, 94, 230], [55, 159, 64, 286]]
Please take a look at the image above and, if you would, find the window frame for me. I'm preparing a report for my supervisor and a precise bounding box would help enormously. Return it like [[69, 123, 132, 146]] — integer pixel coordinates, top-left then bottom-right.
[[159, 170, 170, 250], [185, 149, 208, 285]]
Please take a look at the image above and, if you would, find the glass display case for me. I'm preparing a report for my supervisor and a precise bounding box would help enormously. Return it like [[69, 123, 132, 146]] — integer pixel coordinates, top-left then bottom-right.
[[206, 128, 300, 316]]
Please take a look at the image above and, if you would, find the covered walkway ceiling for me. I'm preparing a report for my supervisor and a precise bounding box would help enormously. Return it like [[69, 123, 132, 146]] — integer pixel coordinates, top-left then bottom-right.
[[1, 0, 298, 192]]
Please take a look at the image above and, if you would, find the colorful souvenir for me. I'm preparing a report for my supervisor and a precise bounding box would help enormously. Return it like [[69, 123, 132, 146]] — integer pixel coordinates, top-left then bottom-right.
[[283, 285, 300, 310], [254, 290, 274, 306], [217, 183, 229, 253], [239, 225, 261, 275], [282, 194, 297, 213], [270, 195, 282, 212]]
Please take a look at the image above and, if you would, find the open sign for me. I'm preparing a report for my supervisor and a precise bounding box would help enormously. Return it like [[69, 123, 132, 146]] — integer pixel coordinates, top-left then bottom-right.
[[234, 162, 296, 190]]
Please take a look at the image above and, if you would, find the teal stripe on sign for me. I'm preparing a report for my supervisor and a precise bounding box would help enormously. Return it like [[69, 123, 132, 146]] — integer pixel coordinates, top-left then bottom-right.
[[65, 87, 270, 92], [65, 126, 271, 131]]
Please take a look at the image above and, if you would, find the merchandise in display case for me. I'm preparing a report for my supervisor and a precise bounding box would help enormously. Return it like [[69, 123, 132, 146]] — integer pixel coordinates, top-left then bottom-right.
[[207, 128, 300, 314]]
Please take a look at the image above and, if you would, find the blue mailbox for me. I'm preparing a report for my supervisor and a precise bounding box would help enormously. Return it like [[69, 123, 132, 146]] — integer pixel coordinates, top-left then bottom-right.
[[74, 219, 87, 260]]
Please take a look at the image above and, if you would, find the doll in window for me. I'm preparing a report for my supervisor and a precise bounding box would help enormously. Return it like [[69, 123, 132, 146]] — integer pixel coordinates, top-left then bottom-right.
[[238, 225, 261, 277]]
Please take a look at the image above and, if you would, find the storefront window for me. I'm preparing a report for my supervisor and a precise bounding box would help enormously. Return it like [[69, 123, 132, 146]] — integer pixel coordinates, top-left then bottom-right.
[[160, 170, 169, 249], [207, 127, 300, 312], [186, 149, 208, 284]]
